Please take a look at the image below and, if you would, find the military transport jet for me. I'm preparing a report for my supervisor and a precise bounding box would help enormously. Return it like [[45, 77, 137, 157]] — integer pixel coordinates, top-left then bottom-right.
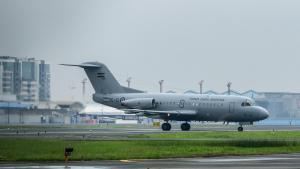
[[62, 62, 269, 131]]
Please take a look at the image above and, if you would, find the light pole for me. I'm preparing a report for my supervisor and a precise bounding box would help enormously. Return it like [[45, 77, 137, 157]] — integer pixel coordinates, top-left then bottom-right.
[[81, 78, 87, 102], [198, 80, 204, 94], [159, 80, 164, 93], [227, 82, 232, 95], [69, 86, 76, 101], [126, 77, 132, 88], [7, 102, 10, 124]]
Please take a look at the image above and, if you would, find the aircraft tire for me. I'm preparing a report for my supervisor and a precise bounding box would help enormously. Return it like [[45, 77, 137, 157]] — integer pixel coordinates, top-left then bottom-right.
[[162, 123, 171, 131], [181, 123, 191, 131], [238, 126, 243, 132]]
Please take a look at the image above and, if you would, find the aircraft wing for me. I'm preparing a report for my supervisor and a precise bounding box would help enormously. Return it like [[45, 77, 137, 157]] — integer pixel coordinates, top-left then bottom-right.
[[121, 109, 197, 116]]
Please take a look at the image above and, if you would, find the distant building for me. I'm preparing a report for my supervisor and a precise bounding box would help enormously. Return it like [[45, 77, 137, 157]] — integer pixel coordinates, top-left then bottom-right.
[[0, 56, 50, 102], [0, 101, 85, 125], [39, 60, 51, 101]]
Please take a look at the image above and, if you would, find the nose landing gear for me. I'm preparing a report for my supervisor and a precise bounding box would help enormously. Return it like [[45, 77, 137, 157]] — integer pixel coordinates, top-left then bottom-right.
[[237, 126, 243, 132]]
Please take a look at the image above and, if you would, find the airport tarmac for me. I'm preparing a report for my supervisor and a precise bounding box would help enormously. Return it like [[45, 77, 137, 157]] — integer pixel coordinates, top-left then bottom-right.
[[1, 124, 300, 140], [1, 153, 300, 169]]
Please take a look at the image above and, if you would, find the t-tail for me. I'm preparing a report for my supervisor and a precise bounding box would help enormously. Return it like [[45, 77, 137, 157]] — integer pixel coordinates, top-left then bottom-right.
[[61, 62, 144, 94]]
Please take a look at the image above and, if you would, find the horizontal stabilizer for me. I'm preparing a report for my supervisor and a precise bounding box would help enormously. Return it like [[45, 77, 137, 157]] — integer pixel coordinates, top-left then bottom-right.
[[60, 63, 101, 68]]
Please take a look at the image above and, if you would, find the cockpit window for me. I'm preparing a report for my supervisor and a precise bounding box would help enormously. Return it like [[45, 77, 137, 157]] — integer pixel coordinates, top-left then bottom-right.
[[241, 102, 251, 107]]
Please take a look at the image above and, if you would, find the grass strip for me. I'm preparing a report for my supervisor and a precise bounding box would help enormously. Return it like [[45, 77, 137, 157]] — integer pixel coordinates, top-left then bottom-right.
[[0, 138, 300, 161], [131, 131, 300, 140]]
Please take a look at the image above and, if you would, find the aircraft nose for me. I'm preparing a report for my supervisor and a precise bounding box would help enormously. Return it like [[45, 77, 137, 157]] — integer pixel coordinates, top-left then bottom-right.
[[258, 107, 269, 119]]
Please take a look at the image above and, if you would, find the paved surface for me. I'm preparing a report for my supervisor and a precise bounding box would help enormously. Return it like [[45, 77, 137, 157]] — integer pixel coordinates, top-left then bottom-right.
[[1, 153, 300, 169], [0, 125, 300, 140]]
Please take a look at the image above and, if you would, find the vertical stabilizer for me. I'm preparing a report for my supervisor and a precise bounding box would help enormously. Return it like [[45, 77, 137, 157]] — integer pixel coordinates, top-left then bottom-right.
[[61, 62, 124, 94]]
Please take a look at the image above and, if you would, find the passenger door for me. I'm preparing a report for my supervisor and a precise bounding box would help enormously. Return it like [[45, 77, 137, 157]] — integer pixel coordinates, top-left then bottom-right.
[[179, 100, 185, 108]]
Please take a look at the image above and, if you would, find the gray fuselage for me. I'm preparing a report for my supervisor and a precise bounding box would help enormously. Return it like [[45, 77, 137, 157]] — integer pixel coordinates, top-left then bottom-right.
[[93, 93, 269, 123]]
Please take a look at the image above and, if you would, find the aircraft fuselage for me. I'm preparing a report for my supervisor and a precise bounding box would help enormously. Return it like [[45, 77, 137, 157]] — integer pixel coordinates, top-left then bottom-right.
[[93, 93, 269, 123]]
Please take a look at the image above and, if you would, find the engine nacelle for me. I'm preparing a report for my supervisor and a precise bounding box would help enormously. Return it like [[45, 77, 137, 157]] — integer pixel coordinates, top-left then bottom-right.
[[121, 98, 156, 109]]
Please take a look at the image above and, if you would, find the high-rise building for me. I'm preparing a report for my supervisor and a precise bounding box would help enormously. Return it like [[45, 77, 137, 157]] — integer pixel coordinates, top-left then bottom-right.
[[0, 56, 50, 102], [39, 60, 50, 101]]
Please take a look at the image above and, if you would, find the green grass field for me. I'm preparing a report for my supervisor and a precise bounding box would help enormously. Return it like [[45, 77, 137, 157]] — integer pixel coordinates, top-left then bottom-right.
[[1, 131, 300, 161], [0, 139, 300, 161], [130, 131, 300, 140]]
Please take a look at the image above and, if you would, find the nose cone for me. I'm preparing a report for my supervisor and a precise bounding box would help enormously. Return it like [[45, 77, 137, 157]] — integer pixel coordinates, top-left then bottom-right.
[[258, 107, 269, 120]]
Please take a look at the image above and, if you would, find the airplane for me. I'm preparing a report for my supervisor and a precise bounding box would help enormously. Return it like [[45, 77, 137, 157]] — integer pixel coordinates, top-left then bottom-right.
[[62, 62, 269, 132]]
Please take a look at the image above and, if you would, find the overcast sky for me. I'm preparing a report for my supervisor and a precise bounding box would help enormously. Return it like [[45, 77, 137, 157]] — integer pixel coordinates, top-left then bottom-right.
[[0, 0, 299, 102]]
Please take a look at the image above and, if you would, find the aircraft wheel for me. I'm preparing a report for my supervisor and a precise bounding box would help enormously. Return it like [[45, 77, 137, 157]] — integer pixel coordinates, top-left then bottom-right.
[[162, 123, 171, 131], [238, 126, 243, 132], [181, 123, 191, 131]]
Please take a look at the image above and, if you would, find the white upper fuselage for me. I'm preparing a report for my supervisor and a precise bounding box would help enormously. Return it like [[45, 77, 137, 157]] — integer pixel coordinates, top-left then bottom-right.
[[93, 92, 269, 123]]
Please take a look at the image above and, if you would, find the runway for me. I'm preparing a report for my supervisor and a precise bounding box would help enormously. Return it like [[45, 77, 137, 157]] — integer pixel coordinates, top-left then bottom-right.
[[1, 153, 300, 169], [1, 124, 300, 140]]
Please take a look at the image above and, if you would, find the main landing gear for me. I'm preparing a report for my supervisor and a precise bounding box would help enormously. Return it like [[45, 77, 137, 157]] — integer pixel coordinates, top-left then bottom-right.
[[162, 122, 171, 131], [238, 125, 244, 132], [161, 122, 191, 131], [181, 122, 191, 131]]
